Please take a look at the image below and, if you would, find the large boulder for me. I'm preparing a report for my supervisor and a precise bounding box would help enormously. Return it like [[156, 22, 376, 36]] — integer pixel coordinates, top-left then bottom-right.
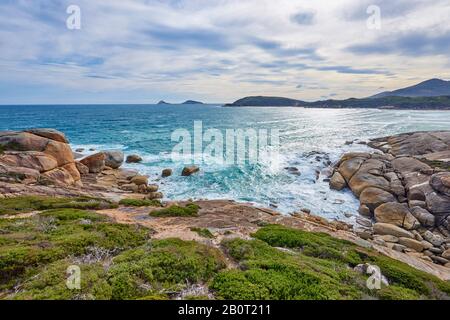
[[0, 163, 40, 184], [0, 130, 79, 185], [373, 223, 414, 239], [0, 151, 58, 172], [360, 187, 396, 212], [398, 237, 424, 252], [162, 168, 173, 178], [41, 167, 75, 186], [410, 206, 435, 227], [62, 163, 81, 182], [104, 150, 124, 169], [391, 157, 432, 173], [126, 154, 143, 163], [43, 140, 74, 167], [338, 157, 366, 182], [423, 231, 445, 247], [0, 131, 49, 151], [80, 153, 106, 173], [25, 128, 69, 143], [75, 161, 89, 175], [430, 172, 450, 196], [130, 175, 148, 186], [329, 172, 346, 190], [182, 166, 200, 177], [375, 202, 420, 230], [349, 172, 390, 197]]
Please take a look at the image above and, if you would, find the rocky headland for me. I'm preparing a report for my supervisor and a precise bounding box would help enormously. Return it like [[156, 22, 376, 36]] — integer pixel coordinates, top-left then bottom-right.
[[1, 128, 450, 300], [0, 129, 163, 202], [330, 131, 450, 268]]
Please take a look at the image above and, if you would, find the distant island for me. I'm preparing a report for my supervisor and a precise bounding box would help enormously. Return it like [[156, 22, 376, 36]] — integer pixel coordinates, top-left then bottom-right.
[[225, 79, 450, 110], [157, 100, 205, 105], [182, 100, 204, 105]]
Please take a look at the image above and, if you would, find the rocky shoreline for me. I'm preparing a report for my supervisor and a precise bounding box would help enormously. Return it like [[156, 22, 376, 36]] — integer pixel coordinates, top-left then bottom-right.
[[1, 128, 450, 282], [330, 131, 450, 268]]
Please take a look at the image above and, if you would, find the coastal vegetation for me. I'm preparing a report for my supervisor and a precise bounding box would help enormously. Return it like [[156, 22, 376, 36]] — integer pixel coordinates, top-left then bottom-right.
[[190, 227, 215, 238], [1, 199, 449, 300], [0, 196, 117, 216], [226, 95, 450, 109], [118, 198, 162, 207], [149, 203, 200, 217]]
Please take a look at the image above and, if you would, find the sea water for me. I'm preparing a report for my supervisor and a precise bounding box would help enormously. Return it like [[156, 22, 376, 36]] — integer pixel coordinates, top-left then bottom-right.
[[1, 104, 450, 221]]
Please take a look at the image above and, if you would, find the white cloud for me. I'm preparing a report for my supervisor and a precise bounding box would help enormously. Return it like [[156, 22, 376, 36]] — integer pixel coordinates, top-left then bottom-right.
[[0, 0, 449, 103]]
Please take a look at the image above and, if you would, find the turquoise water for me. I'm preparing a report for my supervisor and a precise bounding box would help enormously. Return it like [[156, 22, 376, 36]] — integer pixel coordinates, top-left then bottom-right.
[[1, 104, 450, 220]]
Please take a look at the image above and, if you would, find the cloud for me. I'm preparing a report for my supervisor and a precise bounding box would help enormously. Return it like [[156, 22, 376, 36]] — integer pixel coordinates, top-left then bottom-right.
[[143, 25, 233, 51], [0, 0, 449, 104], [341, 0, 424, 20], [347, 31, 450, 57], [291, 11, 315, 25]]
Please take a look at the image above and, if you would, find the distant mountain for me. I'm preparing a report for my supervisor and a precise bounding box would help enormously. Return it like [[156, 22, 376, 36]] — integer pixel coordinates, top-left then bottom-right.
[[225, 95, 450, 110], [370, 79, 450, 98], [157, 100, 170, 105], [225, 96, 304, 107], [182, 100, 204, 105]]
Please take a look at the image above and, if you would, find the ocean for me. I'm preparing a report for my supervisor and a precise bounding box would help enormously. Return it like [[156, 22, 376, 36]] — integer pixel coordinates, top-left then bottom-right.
[[2, 104, 450, 221]]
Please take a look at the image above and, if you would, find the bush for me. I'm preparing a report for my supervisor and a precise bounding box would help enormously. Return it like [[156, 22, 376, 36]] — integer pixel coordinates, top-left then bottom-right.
[[212, 238, 361, 300], [149, 203, 200, 217], [119, 199, 162, 207], [253, 225, 362, 265], [107, 239, 226, 299], [190, 227, 214, 238], [0, 196, 118, 216], [12, 260, 112, 300], [0, 209, 149, 290]]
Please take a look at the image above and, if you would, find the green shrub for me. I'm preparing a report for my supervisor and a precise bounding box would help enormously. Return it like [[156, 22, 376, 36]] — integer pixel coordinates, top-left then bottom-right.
[[0, 209, 149, 290], [213, 238, 361, 300], [0, 196, 117, 216], [377, 286, 421, 300], [108, 238, 226, 299], [190, 227, 214, 238], [12, 260, 112, 300], [119, 199, 162, 207], [250, 225, 450, 300], [253, 225, 362, 265], [149, 203, 200, 217]]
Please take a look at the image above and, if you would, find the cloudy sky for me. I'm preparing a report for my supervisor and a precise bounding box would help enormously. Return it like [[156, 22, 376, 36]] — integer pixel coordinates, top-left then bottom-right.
[[1, 0, 449, 104]]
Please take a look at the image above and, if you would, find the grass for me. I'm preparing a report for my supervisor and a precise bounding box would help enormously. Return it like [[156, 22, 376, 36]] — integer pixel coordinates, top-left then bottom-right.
[[119, 198, 162, 207], [0, 196, 118, 216], [107, 238, 226, 299], [252, 224, 362, 265], [211, 238, 367, 300], [2, 200, 450, 300], [0, 208, 149, 292], [217, 225, 450, 300], [190, 227, 214, 238], [149, 203, 200, 217]]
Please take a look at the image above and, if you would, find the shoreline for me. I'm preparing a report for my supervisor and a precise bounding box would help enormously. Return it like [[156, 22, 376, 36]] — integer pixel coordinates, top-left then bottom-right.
[[1, 128, 450, 300]]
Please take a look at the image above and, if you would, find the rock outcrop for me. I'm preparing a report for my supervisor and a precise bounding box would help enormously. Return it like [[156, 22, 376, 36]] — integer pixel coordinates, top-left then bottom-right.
[[0, 129, 162, 201], [182, 166, 200, 176], [0, 129, 79, 186], [126, 154, 143, 163], [331, 131, 450, 266], [104, 150, 124, 169]]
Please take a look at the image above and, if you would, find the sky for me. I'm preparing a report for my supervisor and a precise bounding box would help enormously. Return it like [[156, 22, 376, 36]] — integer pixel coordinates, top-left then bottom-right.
[[1, 0, 450, 104]]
